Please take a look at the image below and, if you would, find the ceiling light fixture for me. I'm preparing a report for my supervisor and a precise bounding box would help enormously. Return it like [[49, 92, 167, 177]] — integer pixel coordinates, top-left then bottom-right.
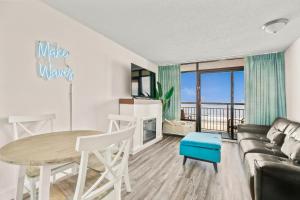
[[262, 18, 289, 34]]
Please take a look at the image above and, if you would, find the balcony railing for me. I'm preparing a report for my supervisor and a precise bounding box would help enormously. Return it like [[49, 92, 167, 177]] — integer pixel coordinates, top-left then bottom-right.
[[181, 102, 245, 133]]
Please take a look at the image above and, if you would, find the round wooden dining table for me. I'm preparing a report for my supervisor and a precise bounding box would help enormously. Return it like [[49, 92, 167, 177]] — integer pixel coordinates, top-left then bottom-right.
[[0, 130, 101, 200]]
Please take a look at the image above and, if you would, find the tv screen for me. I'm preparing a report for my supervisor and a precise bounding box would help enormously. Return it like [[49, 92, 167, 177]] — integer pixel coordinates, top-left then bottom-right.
[[131, 63, 156, 98]]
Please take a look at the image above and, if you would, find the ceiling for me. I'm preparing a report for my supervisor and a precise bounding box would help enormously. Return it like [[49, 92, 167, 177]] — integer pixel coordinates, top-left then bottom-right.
[[43, 0, 300, 65]]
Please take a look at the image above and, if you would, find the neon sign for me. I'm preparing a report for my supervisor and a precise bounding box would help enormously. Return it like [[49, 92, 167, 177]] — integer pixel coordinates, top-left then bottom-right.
[[36, 41, 74, 81]]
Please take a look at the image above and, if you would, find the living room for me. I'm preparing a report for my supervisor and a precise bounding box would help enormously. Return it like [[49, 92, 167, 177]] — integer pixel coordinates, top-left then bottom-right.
[[0, 1, 300, 200]]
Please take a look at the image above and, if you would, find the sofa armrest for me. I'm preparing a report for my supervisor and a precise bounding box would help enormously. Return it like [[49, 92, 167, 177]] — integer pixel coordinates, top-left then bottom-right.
[[237, 124, 270, 135], [254, 160, 300, 200]]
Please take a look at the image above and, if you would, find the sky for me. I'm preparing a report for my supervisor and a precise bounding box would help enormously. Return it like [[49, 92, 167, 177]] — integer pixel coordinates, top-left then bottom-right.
[[181, 71, 244, 103]]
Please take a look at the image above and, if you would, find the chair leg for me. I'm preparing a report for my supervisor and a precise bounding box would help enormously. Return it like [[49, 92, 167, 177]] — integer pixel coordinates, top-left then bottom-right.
[[29, 179, 37, 200], [73, 152, 89, 200], [16, 166, 26, 200], [183, 156, 187, 165], [124, 164, 131, 192], [114, 180, 122, 200], [39, 166, 52, 200], [53, 173, 57, 183], [213, 163, 218, 173]]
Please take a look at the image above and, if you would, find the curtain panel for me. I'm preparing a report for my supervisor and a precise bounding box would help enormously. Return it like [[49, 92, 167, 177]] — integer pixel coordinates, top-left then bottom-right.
[[158, 64, 181, 120], [245, 52, 287, 125]]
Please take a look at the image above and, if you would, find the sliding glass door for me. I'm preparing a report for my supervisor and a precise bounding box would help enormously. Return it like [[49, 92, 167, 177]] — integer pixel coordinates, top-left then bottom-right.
[[200, 71, 231, 136], [200, 69, 244, 139], [181, 65, 244, 139]]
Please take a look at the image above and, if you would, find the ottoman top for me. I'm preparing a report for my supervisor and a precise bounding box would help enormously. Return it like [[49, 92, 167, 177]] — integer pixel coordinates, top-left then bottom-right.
[[180, 132, 221, 150]]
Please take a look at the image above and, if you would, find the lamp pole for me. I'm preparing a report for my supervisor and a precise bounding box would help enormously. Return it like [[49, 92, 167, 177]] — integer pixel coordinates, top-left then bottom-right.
[[69, 82, 73, 131]]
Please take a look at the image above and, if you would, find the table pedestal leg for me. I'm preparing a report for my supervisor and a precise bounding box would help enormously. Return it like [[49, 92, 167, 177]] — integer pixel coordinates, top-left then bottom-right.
[[16, 166, 26, 200], [39, 166, 51, 200]]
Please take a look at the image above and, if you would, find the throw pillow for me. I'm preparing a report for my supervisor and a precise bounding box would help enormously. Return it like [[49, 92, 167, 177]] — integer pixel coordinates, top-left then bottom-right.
[[267, 128, 286, 145], [281, 137, 300, 161], [267, 118, 290, 145], [271, 132, 286, 146]]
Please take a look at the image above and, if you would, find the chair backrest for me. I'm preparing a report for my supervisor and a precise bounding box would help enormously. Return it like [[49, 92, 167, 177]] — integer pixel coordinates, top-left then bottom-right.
[[73, 115, 136, 200], [107, 114, 136, 134], [8, 114, 56, 140]]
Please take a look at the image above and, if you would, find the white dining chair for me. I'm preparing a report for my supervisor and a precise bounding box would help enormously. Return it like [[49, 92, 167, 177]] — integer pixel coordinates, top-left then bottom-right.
[[8, 114, 78, 200], [73, 115, 136, 200]]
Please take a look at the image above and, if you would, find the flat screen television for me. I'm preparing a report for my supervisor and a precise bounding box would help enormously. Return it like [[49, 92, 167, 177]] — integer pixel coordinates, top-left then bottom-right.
[[131, 63, 156, 98]]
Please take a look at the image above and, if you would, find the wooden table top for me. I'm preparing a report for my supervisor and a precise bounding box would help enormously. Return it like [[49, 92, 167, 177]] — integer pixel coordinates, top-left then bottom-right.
[[0, 130, 101, 166]]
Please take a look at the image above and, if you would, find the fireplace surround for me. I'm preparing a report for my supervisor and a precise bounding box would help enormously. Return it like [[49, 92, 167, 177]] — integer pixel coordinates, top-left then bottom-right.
[[119, 98, 162, 154]]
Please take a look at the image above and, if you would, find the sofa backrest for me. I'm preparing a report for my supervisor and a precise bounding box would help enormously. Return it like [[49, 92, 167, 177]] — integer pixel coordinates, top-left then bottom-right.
[[280, 120, 300, 162], [270, 118, 290, 132], [284, 122, 300, 140]]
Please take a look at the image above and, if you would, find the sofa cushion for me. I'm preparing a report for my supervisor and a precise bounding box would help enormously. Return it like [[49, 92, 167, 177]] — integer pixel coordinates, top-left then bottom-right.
[[266, 118, 290, 145], [239, 140, 287, 160], [163, 120, 196, 136], [237, 132, 270, 144]]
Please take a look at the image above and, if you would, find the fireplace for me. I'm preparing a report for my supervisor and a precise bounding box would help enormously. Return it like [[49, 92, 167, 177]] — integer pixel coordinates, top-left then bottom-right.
[[143, 118, 156, 144]]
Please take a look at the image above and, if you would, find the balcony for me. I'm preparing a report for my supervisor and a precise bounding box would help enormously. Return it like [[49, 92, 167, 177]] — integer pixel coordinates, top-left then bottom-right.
[[181, 102, 245, 136]]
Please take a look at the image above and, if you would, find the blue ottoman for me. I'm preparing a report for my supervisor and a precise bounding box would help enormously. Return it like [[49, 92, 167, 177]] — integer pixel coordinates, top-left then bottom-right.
[[179, 132, 222, 172]]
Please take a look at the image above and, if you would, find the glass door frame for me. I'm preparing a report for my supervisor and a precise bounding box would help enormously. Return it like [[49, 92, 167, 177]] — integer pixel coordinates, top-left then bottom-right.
[[195, 64, 244, 139]]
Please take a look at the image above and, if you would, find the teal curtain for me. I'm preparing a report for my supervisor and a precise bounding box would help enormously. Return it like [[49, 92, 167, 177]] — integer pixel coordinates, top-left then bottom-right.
[[245, 52, 286, 125], [158, 64, 181, 120]]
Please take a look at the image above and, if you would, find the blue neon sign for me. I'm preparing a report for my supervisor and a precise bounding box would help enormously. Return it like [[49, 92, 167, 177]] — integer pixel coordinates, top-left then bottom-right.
[[36, 41, 74, 81]]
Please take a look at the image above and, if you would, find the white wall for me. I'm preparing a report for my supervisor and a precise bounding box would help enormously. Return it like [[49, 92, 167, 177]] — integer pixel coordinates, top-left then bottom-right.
[[0, 0, 157, 198], [285, 37, 300, 122]]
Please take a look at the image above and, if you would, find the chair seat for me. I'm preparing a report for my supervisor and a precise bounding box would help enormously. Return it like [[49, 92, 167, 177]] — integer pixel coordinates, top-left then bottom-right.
[[86, 154, 105, 172], [73, 154, 108, 172], [26, 162, 77, 178]]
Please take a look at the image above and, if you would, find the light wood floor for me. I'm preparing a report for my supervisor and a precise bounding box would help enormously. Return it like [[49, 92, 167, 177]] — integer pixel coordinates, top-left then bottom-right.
[[29, 136, 252, 200]]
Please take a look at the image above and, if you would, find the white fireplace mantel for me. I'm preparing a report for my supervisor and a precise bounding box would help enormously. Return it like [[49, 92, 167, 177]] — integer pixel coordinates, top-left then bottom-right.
[[119, 98, 163, 154]]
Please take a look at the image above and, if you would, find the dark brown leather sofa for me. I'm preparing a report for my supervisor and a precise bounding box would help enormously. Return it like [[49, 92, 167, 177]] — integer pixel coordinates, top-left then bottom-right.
[[237, 118, 300, 200]]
